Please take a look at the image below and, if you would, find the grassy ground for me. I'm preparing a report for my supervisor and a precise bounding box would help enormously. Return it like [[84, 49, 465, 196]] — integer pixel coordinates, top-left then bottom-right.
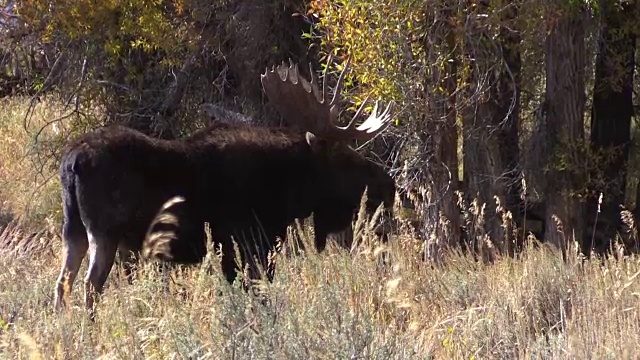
[[1, 228, 640, 359], [0, 95, 74, 231]]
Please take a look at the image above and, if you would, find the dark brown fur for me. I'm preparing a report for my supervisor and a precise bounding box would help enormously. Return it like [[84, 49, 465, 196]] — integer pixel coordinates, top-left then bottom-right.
[[54, 121, 395, 317]]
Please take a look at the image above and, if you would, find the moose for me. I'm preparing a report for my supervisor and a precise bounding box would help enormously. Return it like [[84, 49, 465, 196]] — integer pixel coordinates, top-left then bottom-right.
[[53, 58, 397, 318]]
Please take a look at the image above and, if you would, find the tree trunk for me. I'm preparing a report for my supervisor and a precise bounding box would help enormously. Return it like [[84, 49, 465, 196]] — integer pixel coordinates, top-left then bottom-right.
[[462, 0, 521, 257], [585, 0, 636, 254], [496, 0, 522, 227], [421, 1, 461, 262], [542, 3, 587, 255]]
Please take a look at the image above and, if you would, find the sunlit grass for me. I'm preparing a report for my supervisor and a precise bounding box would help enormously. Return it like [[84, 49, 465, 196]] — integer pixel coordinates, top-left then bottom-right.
[[0, 95, 78, 230], [1, 222, 640, 359]]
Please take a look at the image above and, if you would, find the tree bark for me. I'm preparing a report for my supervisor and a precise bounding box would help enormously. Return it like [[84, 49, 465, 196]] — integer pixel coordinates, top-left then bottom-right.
[[462, 0, 521, 257], [496, 1, 522, 224], [421, 1, 461, 262], [541, 3, 587, 255], [585, 0, 636, 254], [440, 7, 461, 248]]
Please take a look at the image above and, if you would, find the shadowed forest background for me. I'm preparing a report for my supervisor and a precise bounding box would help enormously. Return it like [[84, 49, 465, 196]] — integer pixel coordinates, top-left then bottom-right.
[[0, 0, 640, 358], [1, 0, 639, 258]]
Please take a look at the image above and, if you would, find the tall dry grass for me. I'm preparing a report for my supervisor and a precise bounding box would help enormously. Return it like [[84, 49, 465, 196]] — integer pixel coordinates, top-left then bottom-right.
[[2, 216, 640, 359], [0, 95, 78, 231]]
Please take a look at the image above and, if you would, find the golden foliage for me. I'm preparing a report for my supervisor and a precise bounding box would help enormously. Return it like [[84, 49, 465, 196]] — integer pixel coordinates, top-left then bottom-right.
[[19, 0, 191, 64], [308, 0, 419, 113]]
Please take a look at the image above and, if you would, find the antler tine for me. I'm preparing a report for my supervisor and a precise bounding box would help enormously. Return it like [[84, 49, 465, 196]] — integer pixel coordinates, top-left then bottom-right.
[[307, 61, 322, 101], [321, 53, 333, 103], [329, 56, 351, 108], [287, 59, 295, 81]]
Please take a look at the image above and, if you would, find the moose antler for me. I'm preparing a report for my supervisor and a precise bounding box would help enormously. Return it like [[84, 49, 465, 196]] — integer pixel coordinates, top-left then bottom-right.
[[260, 57, 395, 142]]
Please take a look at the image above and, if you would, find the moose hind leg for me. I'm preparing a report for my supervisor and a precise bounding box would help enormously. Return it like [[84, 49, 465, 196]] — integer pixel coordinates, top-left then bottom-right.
[[84, 231, 118, 320], [54, 218, 89, 311]]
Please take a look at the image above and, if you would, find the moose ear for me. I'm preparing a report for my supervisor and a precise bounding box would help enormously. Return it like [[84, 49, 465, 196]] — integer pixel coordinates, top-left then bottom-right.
[[305, 132, 322, 152]]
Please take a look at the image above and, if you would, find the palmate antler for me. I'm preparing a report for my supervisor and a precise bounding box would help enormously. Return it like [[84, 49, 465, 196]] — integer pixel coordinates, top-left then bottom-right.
[[260, 57, 395, 142]]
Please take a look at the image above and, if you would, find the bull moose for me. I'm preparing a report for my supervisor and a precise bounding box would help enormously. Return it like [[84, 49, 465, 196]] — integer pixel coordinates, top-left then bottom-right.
[[53, 58, 397, 318]]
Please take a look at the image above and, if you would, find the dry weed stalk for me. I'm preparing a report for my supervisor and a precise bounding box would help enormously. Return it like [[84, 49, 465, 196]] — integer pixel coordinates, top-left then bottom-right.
[[141, 196, 185, 261], [0, 220, 53, 258]]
